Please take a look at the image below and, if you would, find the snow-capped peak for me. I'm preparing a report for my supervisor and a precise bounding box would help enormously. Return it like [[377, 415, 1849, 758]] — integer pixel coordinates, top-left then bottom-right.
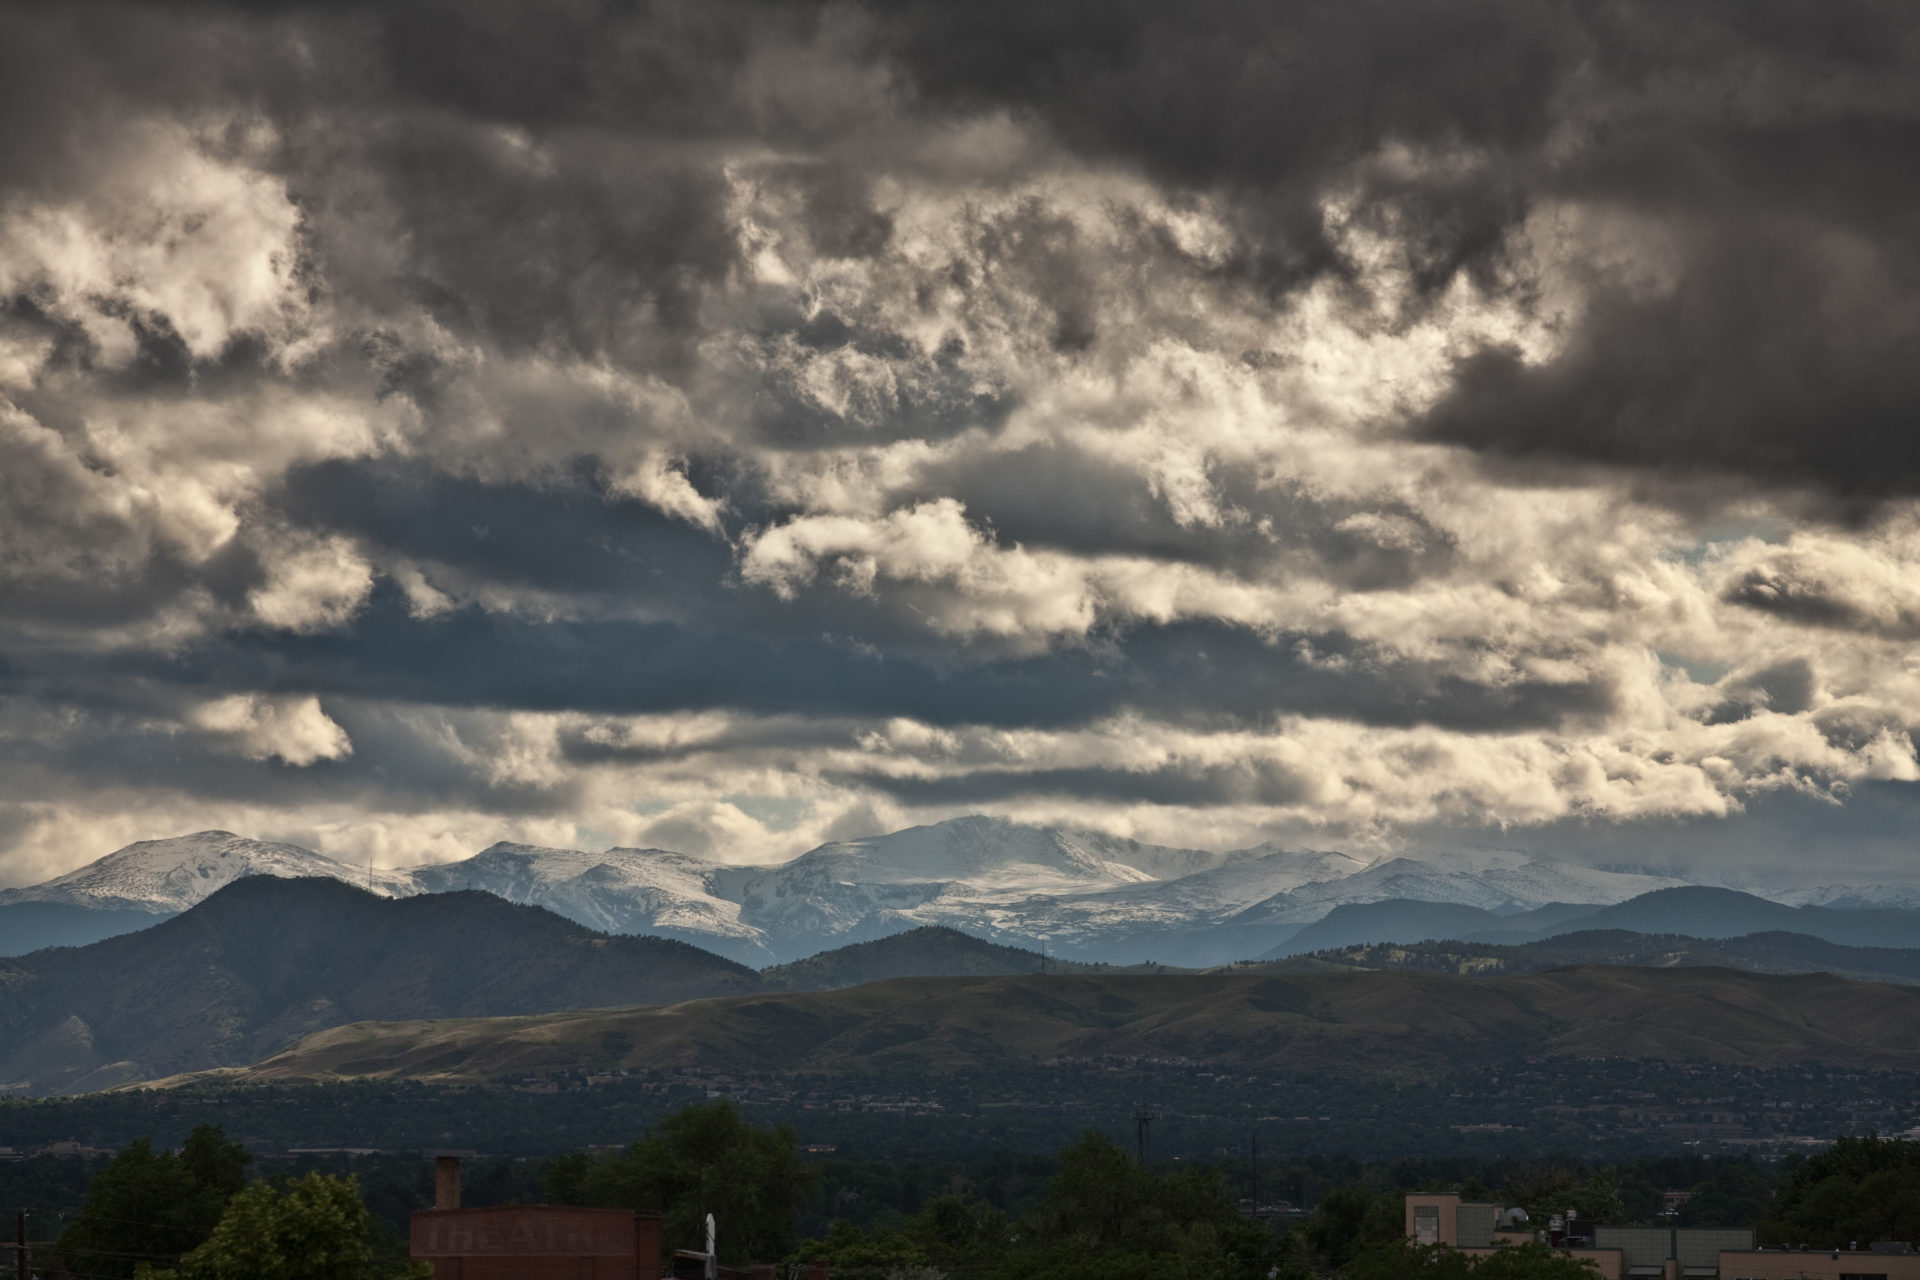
[[0, 831, 405, 914], [786, 816, 1186, 891], [406, 841, 767, 953]]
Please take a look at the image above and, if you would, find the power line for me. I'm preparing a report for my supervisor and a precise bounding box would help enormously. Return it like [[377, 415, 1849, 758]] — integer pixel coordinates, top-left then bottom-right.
[[1133, 1105, 1160, 1167]]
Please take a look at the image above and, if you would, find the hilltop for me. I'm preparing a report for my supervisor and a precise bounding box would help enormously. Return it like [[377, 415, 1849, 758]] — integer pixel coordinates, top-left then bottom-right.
[[0, 876, 760, 1095], [760, 925, 1075, 989], [1262, 886, 1920, 958], [221, 965, 1920, 1087], [1277, 929, 1920, 987]]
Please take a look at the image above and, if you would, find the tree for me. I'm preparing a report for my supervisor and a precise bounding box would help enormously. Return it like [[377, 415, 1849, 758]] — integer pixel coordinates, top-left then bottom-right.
[[980, 1131, 1269, 1280], [161, 1172, 384, 1280], [1301, 1188, 1405, 1270], [1341, 1241, 1602, 1280], [551, 1099, 811, 1265], [790, 1131, 1275, 1280], [57, 1126, 251, 1280], [1502, 1164, 1624, 1225], [1677, 1159, 1774, 1229], [1764, 1134, 1920, 1247]]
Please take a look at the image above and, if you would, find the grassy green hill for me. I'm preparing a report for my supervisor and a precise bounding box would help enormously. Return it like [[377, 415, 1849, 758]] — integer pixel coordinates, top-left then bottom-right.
[[216, 964, 1920, 1087]]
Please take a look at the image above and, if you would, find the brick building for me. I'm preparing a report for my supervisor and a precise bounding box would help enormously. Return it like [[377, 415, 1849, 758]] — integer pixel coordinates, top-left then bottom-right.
[[411, 1156, 664, 1280]]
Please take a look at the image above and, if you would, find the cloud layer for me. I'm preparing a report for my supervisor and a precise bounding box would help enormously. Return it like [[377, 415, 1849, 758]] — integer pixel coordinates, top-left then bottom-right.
[[4, 0, 1920, 881]]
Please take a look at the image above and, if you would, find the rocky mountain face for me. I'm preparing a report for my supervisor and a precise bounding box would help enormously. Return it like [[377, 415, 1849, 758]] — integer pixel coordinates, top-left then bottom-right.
[[6, 816, 1917, 965]]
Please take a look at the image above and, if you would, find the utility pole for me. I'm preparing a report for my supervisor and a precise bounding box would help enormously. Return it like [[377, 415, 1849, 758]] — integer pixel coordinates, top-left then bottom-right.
[[1133, 1106, 1159, 1167], [1250, 1129, 1258, 1209], [16, 1210, 27, 1280]]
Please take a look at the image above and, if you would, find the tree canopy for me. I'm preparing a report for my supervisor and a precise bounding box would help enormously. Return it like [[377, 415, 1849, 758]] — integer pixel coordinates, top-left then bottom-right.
[[1340, 1241, 1603, 1279], [56, 1125, 250, 1280], [161, 1173, 377, 1280], [1764, 1133, 1920, 1248], [794, 1131, 1274, 1280], [545, 1098, 810, 1266]]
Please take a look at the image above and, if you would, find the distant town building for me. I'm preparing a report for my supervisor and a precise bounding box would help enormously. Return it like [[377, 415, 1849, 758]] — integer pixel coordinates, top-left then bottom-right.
[[1404, 1193, 1920, 1280]]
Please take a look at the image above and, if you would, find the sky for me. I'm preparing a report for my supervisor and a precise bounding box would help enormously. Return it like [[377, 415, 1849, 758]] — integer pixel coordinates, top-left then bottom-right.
[[5, 0, 1920, 884]]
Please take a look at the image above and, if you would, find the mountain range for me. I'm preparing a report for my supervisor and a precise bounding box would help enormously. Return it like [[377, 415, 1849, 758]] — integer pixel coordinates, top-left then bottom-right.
[[5, 817, 1920, 967], [1269, 886, 1920, 957], [16, 871, 1920, 1097]]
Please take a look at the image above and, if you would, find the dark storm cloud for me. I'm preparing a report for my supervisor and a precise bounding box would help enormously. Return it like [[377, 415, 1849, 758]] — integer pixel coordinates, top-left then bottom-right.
[[922, 441, 1457, 589], [0, 692, 575, 817], [108, 590, 1612, 737], [351, 122, 739, 361], [830, 759, 1321, 808], [17, 0, 1914, 494], [881, 0, 1920, 498], [1722, 556, 1920, 637], [881, 0, 1572, 296], [274, 459, 737, 600], [743, 305, 1015, 452], [10, 0, 1920, 872], [1419, 222, 1920, 499]]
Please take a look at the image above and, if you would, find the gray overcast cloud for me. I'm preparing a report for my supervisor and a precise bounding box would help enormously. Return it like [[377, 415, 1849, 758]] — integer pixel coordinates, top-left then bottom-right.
[[5, 0, 1920, 881]]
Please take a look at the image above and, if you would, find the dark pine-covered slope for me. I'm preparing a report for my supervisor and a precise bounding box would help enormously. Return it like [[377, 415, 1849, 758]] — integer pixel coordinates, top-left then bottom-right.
[[0, 876, 763, 1095]]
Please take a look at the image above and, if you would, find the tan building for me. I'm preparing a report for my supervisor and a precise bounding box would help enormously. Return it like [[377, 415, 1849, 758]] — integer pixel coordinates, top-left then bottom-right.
[[1717, 1248, 1920, 1280], [1403, 1193, 1781, 1279], [1405, 1193, 1623, 1279]]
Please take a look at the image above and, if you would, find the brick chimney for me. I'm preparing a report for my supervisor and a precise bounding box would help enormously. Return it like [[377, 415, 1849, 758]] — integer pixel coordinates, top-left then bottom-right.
[[434, 1156, 461, 1210]]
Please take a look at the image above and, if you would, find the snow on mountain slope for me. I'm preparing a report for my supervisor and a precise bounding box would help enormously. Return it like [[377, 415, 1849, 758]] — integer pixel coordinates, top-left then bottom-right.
[[18, 819, 1911, 967], [1233, 850, 1690, 926], [958, 848, 1373, 940], [0, 831, 408, 914], [1167, 847, 1373, 910], [408, 842, 774, 961], [1067, 829, 1229, 881], [727, 817, 1220, 957], [1417, 849, 1690, 908], [1771, 883, 1920, 911], [773, 816, 1167, 890]]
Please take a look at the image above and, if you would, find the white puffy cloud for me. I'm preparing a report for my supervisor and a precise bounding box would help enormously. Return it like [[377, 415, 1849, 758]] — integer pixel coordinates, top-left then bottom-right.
[[190, 693, 353, 766], [247, 535, 375, 633]]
